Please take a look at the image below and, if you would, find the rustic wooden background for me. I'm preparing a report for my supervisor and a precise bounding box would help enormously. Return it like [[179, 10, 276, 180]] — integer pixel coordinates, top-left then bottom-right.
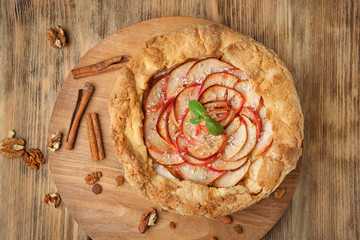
[[0, 0, 359, 240]]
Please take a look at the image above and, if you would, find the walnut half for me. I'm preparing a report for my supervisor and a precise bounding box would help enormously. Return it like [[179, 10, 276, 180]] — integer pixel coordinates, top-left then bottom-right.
[[44, 193, 61, 208], [0, 130, 25, 158], [47, 131, 62, 152], [23, 148, 45, 170]]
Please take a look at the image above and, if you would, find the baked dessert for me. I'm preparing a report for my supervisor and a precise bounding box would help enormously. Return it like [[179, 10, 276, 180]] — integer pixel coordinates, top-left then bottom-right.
[[109, 24, 303, 218]]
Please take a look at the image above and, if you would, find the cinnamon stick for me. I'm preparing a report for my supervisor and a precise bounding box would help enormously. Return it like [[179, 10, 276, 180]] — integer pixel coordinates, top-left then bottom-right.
[[86, 113, 105, 160], [71, 55, 130, 79], [66, 82, 95, 150]]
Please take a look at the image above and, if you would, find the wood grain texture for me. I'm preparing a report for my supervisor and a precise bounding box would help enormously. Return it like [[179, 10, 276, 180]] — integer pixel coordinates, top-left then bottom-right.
[[47, 17, 302, 240], [0, 1, 359, 240]]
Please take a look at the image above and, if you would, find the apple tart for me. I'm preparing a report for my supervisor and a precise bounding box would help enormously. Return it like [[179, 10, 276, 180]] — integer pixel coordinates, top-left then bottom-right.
[[109, 24, 303, 218]]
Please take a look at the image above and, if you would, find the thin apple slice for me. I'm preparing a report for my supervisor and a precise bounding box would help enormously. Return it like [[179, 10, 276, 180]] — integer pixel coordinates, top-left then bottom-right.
[[143, 77, 166, 114], [148, 147, 184, 165], [240, 107, 261, 139], [212, 160, 251, 187], [199, 86, 244, 115], [172, 85, 200, 124], [251, 106, 273, 156], [187, 58, 233, 84], [203, 101, 228, 110], [166, 60, 197, 100], [209, 157, 248, 171], [175, 135, 217, 165], [204, 101, 231, 122], [221, 117, 247, 159], [175, 164, 225, 185], [199, 72, 240, 94], [156, 101, 172, 142], [167, 110, 179, 145], [181, 111, 227, 159], [223, 116, 242, 135], [144, 109, 184, 165], [222, 115, 257, 161], [154, 163, 175, 180], [218, 109, 236, 127]]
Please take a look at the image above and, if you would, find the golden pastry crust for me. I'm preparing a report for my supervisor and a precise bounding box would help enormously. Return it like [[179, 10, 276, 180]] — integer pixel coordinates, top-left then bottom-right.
[[109, 24, 303, 218]]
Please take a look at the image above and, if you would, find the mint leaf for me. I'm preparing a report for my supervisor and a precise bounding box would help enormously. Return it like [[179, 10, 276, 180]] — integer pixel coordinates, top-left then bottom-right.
[[203, 114, 212, 123], [188, 101, 224, 136], [189, 116, 202, 124], [188, 100, 206, 117], [205, 121, 224, 136]]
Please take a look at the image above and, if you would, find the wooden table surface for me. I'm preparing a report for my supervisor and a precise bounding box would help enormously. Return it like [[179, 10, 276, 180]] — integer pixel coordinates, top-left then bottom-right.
[[0, 1, 359, 239]]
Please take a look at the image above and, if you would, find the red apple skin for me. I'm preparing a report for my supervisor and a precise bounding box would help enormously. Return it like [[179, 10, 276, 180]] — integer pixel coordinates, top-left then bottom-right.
[[174, 164, 226, 185], [186, 58, 233, 84], [156, 101, 173, 143], [143, 77, 167, 115], [241, 107, 261, 140], [199, 72, 240, 95], [220, 115, 256, 162], [174, 135, 219, 165], [199, 85, 244, 116]]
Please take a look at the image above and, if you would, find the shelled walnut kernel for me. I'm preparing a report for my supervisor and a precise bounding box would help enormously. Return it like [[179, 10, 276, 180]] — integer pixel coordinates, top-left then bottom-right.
[[0, 130, 25, 158], [47, 131, 62, 152], [23, 148, 45, 170], [44, 193, 61, 208]]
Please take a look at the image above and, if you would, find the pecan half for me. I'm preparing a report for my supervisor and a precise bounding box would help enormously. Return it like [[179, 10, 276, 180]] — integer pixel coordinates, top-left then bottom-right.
[[220, 215, 232, 224], [46, 26, 66, 49], [233, 224, 243, 234], [47, 131, 62, 152], [56, 25, 66, 46], [0, 132, 25, 158], [138, 207, 157, 234], [23, 148, 45, 170], [85, 171, 102, 185]]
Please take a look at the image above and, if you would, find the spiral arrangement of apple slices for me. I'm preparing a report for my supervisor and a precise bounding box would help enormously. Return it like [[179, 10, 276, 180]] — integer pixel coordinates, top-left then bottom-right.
[[143, 58, 274, 188]]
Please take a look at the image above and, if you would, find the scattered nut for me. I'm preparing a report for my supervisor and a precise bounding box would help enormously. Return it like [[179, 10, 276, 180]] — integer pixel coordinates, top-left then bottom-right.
[[115, 175, 124, 188], [138, 207, 157, 234], [233, 224, 243, 234], [220, 215, 232, 224], [0, 131, 25, 158], [23, 148, 45, 170], [47, 131, 62, 152], [274, 187, 286, 199], [210, 237, 217, 240], [46, 26, 66, 49], [56, 25, 66, 46], [44, 193, 61, 208], [169, 221, 176, 230], [85, 171, 102, 185], [8, 130, 15, 138], [92, 184, 102, 194]]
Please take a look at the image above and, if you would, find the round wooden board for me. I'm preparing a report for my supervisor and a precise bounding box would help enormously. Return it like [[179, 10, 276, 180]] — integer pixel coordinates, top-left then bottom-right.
[[49, 17, 301, 240]]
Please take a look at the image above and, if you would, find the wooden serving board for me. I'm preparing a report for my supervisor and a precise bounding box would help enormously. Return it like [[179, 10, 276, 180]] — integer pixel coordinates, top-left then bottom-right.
[[49, 17, 301, 240]]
